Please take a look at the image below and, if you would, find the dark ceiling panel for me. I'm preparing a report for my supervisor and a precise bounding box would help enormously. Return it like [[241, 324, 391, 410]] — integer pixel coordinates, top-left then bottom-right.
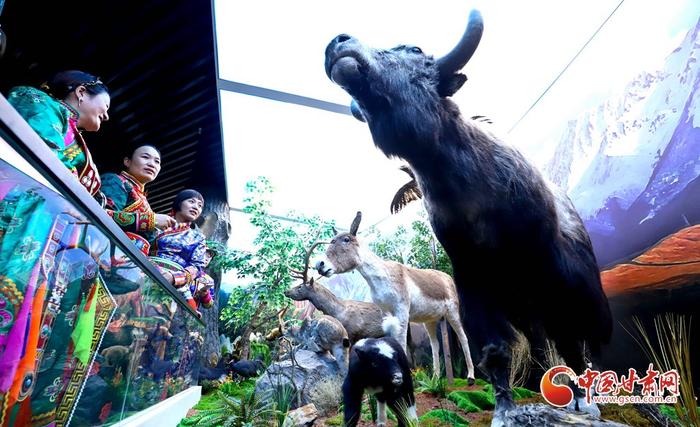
[[0, 0, 226, 213]]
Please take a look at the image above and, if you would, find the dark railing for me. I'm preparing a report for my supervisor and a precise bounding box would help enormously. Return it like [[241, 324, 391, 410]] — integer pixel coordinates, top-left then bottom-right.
[[0, 95, 203, 322], [0, 94, 205, 427]]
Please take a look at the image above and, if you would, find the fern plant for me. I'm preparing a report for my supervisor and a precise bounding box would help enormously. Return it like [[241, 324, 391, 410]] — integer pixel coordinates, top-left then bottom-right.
[[239, 389, 278, 427], [415, 370, 448, 398], [219, 379, 256, 399], [391, 399, 419, 427], [185, 389, 278, 427], [272, 384, 297, 427]]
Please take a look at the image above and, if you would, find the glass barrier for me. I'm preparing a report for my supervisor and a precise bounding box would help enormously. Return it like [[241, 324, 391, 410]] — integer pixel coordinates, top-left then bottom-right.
[[0, 153, 204, 426]]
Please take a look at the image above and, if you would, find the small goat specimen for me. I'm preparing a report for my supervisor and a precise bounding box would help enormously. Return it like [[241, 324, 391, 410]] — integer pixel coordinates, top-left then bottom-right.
[[325, 9, 612, 425], [343, 323, 416, 427]]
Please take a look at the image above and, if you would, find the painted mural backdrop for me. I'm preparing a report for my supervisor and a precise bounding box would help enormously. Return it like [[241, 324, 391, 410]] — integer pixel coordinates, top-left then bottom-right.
[[538, 12, 699, 383], [544, 15, 699, 268]]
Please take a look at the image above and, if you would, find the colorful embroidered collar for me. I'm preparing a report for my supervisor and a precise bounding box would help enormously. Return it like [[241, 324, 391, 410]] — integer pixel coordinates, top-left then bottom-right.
[[119, 171, 146, 191], [59, 100, 80, 121]]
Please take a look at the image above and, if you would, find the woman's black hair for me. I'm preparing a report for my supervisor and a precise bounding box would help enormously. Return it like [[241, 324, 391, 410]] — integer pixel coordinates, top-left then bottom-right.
[[171, 189, 205, 213], [42, 70, 109, 100], [125, 144, 161, 160]]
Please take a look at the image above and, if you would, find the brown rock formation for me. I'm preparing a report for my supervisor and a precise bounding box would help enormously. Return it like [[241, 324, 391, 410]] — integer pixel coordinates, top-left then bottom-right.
[[601, 225, 700, 297]]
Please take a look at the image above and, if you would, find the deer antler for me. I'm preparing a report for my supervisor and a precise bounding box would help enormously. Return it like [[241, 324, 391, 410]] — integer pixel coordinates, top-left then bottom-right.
[[291, 229, 328, 284], [299, 240, 326, 283], [289, 268, 306, 280]]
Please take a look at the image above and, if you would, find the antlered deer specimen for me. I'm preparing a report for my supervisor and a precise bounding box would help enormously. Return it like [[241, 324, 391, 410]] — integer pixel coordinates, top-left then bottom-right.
[[317, 212, 475, 383], [324, 9, 612, 425], [285, 277, 388, 344], [286, 240, 389, 344]]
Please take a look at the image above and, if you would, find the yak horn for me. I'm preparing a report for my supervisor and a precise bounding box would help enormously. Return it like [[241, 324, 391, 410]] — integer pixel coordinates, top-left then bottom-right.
[[350, 100, 366, 122], [436, 9, 483, 77]]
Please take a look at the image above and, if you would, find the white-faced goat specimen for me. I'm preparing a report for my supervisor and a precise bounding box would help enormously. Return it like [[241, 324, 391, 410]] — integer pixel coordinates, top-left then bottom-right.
[[317, 212, 475, 384], [324, 10, 612, 425], [343, 323, 416, 427]]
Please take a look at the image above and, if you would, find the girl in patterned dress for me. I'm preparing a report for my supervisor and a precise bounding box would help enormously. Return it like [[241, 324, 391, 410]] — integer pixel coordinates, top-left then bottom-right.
[[150, 190, 214, 314]]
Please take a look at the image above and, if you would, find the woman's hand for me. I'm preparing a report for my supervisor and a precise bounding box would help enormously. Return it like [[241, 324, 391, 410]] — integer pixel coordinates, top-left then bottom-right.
[[155, 213, 177, 229], [161, 271, 175, 285], [197, 282, 214, 296]]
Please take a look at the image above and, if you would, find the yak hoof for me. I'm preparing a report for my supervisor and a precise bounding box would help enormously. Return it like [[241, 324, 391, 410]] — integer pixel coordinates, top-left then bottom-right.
[[467, 377, 475, 386], [567, 396, 601, 418], [491, 395, 516, 427], [490, 401, 514, 427], [490, 411, 507, 427]]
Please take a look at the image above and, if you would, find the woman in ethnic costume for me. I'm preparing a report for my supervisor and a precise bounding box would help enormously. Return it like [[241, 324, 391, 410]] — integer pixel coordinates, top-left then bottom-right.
[[0, 71, 115, 426], [88, 147, 183, 423], [101, 145, 176, 255], [7, 70, 110, 200], [150, 190, 214, 314]]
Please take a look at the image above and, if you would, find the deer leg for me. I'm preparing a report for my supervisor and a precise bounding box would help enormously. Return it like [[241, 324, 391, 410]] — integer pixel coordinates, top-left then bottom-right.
[[396, 312, 410, 356], [424, 321, 442, 377], [406, 324, 417, 368], [445, 308, 476, 384]]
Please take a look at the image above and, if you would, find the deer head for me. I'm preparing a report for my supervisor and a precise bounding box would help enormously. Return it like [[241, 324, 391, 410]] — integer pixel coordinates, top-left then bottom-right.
[[316, 211, 363, 277], [284, 276, 317, 300]]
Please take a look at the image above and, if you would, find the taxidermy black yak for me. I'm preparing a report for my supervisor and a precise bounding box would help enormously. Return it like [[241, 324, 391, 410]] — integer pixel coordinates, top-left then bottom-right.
[[324, 9, 612, 425]]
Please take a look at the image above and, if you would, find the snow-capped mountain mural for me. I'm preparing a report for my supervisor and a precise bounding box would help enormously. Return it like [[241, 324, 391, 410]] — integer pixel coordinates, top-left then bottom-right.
[[544, 16, 700, 266]]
